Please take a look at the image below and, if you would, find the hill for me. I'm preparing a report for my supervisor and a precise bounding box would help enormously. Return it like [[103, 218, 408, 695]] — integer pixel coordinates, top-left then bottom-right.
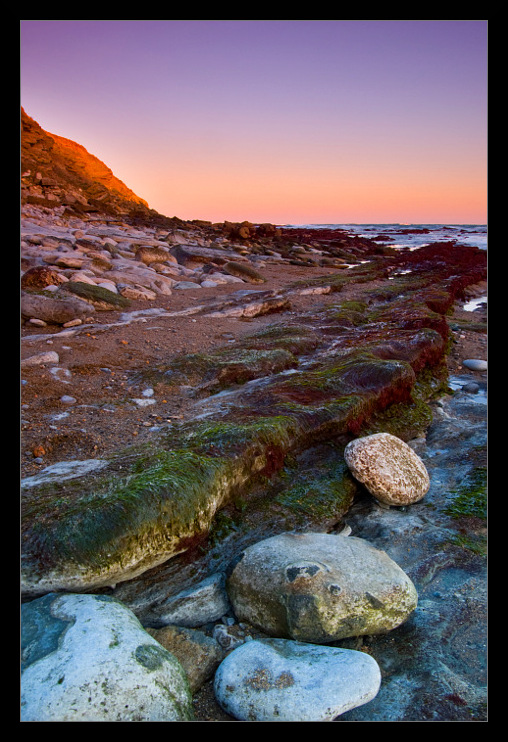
[[21, 107, 153, 219]]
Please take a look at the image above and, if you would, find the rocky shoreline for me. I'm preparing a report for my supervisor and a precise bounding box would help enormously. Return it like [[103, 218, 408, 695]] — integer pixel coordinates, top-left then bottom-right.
[[21, 204, 487, 721]]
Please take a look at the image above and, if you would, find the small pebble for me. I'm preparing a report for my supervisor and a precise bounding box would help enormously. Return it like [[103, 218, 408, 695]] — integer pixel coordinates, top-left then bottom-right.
[[462, 382, 480, 393], [462, 359, 487, 371]]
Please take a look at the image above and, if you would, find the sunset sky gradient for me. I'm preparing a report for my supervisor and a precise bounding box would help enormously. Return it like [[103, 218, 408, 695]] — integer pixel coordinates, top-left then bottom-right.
[[20, 20, 488, 225]]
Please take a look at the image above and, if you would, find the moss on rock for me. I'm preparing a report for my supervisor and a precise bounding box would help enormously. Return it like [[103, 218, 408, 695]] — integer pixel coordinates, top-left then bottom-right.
[[274, 455, 357, 523], [161, 346, 297, 392], [60, 281, 131, 309], [223, 261, 266, 283], [445, 467, 487, 521], [23, 238, 482, 597]]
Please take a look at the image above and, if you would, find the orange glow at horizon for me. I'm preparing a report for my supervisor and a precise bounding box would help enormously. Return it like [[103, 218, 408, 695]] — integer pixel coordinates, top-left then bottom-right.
[[113, 116, 486, 225], [129, 157, 487, 225], [21, 21, 487, 226]]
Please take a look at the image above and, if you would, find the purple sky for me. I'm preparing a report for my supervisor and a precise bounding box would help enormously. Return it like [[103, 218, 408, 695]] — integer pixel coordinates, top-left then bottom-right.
[[20, 20, 488, 224]]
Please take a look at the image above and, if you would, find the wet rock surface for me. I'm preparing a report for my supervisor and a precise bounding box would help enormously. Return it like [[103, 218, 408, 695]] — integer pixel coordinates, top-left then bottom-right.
[[214, 638, 382, 721], [21, 205, 487, 720], [21, 593, 193, 721]]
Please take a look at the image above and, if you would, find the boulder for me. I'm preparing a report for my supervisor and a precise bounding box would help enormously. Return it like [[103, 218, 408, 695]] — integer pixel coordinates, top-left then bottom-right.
[[21, 265, 67, 290], [226, 532, 418, 643], [236, 221, 255, 239], [170, 244, 246, 268], [223, 260, 266, 284], [21, 593, 193, 722], [67, 270, 97, 285], [59, 281, 131, 310], [54, 254, 86, 269], [119, 284, 157, 301], [344, 432, 430, 506], [256, 223, 281, 238], [21, 290, 92, 325], [214, 638, 381, 721], [135, 245, 176, 265]]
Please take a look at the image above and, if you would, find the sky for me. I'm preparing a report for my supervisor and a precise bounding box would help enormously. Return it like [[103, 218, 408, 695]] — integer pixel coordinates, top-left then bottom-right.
[[20, 20, 488, 225]]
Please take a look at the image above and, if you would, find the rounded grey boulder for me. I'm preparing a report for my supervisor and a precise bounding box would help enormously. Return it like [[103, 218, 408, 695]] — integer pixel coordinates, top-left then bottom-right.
[[462, 358, 487, 371], [226, 531, 418, 643]]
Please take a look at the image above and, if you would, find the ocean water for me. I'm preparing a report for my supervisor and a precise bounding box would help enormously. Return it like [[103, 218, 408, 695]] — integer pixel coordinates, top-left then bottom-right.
[[286, 223, 487, 252], [286, 223, 487, 312]]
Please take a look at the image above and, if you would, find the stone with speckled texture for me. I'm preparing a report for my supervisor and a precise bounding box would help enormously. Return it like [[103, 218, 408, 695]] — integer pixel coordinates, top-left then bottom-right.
[[344, 432, 430, 506]]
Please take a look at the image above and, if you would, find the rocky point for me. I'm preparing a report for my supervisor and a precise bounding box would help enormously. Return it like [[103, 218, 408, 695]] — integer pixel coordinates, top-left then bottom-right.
[[20, 109, 487, 721]]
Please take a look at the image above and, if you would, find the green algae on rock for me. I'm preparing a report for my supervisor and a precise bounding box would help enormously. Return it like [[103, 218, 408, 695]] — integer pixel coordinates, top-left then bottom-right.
[[20, 414, 306, 596], [20, 333, 448, 596], [59, 281, 131, 309], [273, 453, 357, 523], [223, 260, 266, 283], [21, 239, 486, 598], [160, 346, 298, 393]]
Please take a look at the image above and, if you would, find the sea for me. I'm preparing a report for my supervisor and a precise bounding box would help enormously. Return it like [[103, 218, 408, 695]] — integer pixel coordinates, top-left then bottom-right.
[[285, 223, 487, 252], [287, 223, 487, 311]]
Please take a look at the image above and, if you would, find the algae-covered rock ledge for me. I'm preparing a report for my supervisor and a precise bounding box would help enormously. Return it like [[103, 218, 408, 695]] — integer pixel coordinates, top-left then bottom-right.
[[21, 237, 486, 598]]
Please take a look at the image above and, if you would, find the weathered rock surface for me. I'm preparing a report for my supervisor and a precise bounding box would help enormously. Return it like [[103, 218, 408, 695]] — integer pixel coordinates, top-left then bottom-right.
[[146, 625, 223, 692], [21, 265, 68, 289], [214, 638, 381, 721], [21, 108, 150, 217], [148, 572, 231, 628], [223, 260, 266, 283], [21, 350, 60, 367], [344, 432, 430, 506], [21, 290, 92, 325], [226, 532, 418, 642], [20, 110, 487, 721], [20, 229, 484, 597], [21, 593, 193, 722]]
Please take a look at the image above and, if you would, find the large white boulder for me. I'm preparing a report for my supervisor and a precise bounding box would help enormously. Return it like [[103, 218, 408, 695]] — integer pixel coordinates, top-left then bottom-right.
[[214, 637, 381, 721], [21, 593, 193, 722]]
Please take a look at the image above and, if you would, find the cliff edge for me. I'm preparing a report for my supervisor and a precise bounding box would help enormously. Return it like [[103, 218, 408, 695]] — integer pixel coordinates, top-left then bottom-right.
[[21, 107, 150, 218]]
